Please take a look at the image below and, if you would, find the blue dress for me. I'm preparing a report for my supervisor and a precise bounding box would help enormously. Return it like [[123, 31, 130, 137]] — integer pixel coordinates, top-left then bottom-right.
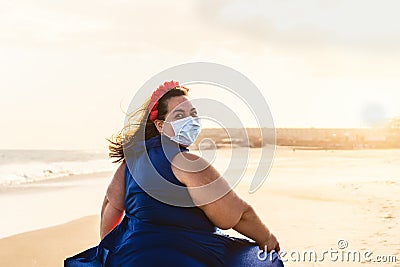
[[65, 135, 284, 266]]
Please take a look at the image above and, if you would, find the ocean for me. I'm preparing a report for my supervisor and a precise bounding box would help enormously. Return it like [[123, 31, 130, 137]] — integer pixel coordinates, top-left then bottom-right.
[[1, 146, 399, 188], [0, 149, 115, 186]]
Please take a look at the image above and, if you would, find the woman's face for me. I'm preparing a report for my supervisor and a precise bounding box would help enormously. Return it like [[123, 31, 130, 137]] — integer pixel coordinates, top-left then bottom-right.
[[155, 95, 198, 138]]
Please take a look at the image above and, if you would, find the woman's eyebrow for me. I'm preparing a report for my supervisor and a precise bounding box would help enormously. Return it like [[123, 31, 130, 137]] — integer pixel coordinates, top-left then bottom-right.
[[172, 108, 196, 114]]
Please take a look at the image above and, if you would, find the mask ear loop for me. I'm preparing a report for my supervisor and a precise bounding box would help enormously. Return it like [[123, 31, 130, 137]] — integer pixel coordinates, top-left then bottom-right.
[[160, 120, 175, 139]]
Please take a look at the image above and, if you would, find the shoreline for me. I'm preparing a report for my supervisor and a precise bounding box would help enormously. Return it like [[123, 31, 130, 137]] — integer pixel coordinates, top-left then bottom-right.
[[0, 169, 114, 192]]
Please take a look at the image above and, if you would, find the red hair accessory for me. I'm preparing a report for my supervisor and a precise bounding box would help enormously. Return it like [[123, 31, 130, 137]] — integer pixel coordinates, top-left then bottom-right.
[[148, 80, 189, 121]]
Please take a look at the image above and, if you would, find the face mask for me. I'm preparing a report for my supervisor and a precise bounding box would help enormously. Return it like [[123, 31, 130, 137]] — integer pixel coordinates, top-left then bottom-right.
[[163, 116, 201, 146]]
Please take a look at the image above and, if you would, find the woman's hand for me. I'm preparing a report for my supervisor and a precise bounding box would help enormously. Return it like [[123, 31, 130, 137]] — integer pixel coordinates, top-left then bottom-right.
[[259, 232, 280, 253]]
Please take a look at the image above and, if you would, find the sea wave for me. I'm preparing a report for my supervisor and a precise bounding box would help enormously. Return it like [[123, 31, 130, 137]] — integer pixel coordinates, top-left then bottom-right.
[[0, 151, 115, 186]]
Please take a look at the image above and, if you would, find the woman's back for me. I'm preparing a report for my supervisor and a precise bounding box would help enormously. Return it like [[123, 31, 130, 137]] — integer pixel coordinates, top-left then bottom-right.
[[123, 134, 217, 232], [103, 135, 238, 266]]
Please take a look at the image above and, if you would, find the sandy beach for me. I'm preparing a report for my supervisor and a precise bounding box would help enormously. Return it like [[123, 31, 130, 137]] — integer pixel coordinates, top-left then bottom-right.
[[1, 147, 399, 266]]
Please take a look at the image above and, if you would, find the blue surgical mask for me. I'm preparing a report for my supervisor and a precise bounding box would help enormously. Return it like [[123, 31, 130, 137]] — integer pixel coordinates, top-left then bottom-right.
[[163, 116, 201, 146]]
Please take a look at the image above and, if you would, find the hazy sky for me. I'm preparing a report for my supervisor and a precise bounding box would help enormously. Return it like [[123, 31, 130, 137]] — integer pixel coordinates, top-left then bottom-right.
[[1, 0, 399, 149]]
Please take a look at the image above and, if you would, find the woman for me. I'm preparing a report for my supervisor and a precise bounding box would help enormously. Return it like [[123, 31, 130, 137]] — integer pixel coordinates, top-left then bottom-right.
[[65, 81, 284, 266]]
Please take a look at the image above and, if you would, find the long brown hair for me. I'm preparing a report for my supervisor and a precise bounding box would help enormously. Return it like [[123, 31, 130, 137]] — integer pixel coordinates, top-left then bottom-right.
[[107, 87, 189, 163]]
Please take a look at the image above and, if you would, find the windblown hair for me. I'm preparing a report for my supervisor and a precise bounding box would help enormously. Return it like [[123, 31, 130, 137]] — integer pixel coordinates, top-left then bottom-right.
[[107, 87, 188, 163]]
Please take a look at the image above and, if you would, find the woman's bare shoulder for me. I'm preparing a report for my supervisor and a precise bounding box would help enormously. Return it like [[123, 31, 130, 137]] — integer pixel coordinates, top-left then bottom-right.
[[171, 152, 218, 186]]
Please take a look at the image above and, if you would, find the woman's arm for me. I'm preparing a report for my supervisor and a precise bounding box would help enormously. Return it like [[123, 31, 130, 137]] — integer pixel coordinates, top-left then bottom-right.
[[233, 205, 280, 252], [100, 161, 126, 240], [171, 152, 280, 252]]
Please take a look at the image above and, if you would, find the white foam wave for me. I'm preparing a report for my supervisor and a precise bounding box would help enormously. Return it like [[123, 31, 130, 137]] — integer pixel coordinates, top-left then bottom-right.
[[0, 159, 115, 186]]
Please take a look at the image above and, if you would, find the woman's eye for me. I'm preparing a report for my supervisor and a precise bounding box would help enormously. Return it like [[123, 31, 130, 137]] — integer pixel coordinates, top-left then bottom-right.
[[175, 114, 183, 119]]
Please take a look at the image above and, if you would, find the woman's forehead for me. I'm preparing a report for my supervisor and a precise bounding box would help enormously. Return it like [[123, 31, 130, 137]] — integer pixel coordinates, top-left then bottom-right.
[[167, 96, 193, 112]]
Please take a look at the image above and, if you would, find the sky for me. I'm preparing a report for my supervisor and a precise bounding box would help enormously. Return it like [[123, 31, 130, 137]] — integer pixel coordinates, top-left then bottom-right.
[[0, 0, 399, 149]]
